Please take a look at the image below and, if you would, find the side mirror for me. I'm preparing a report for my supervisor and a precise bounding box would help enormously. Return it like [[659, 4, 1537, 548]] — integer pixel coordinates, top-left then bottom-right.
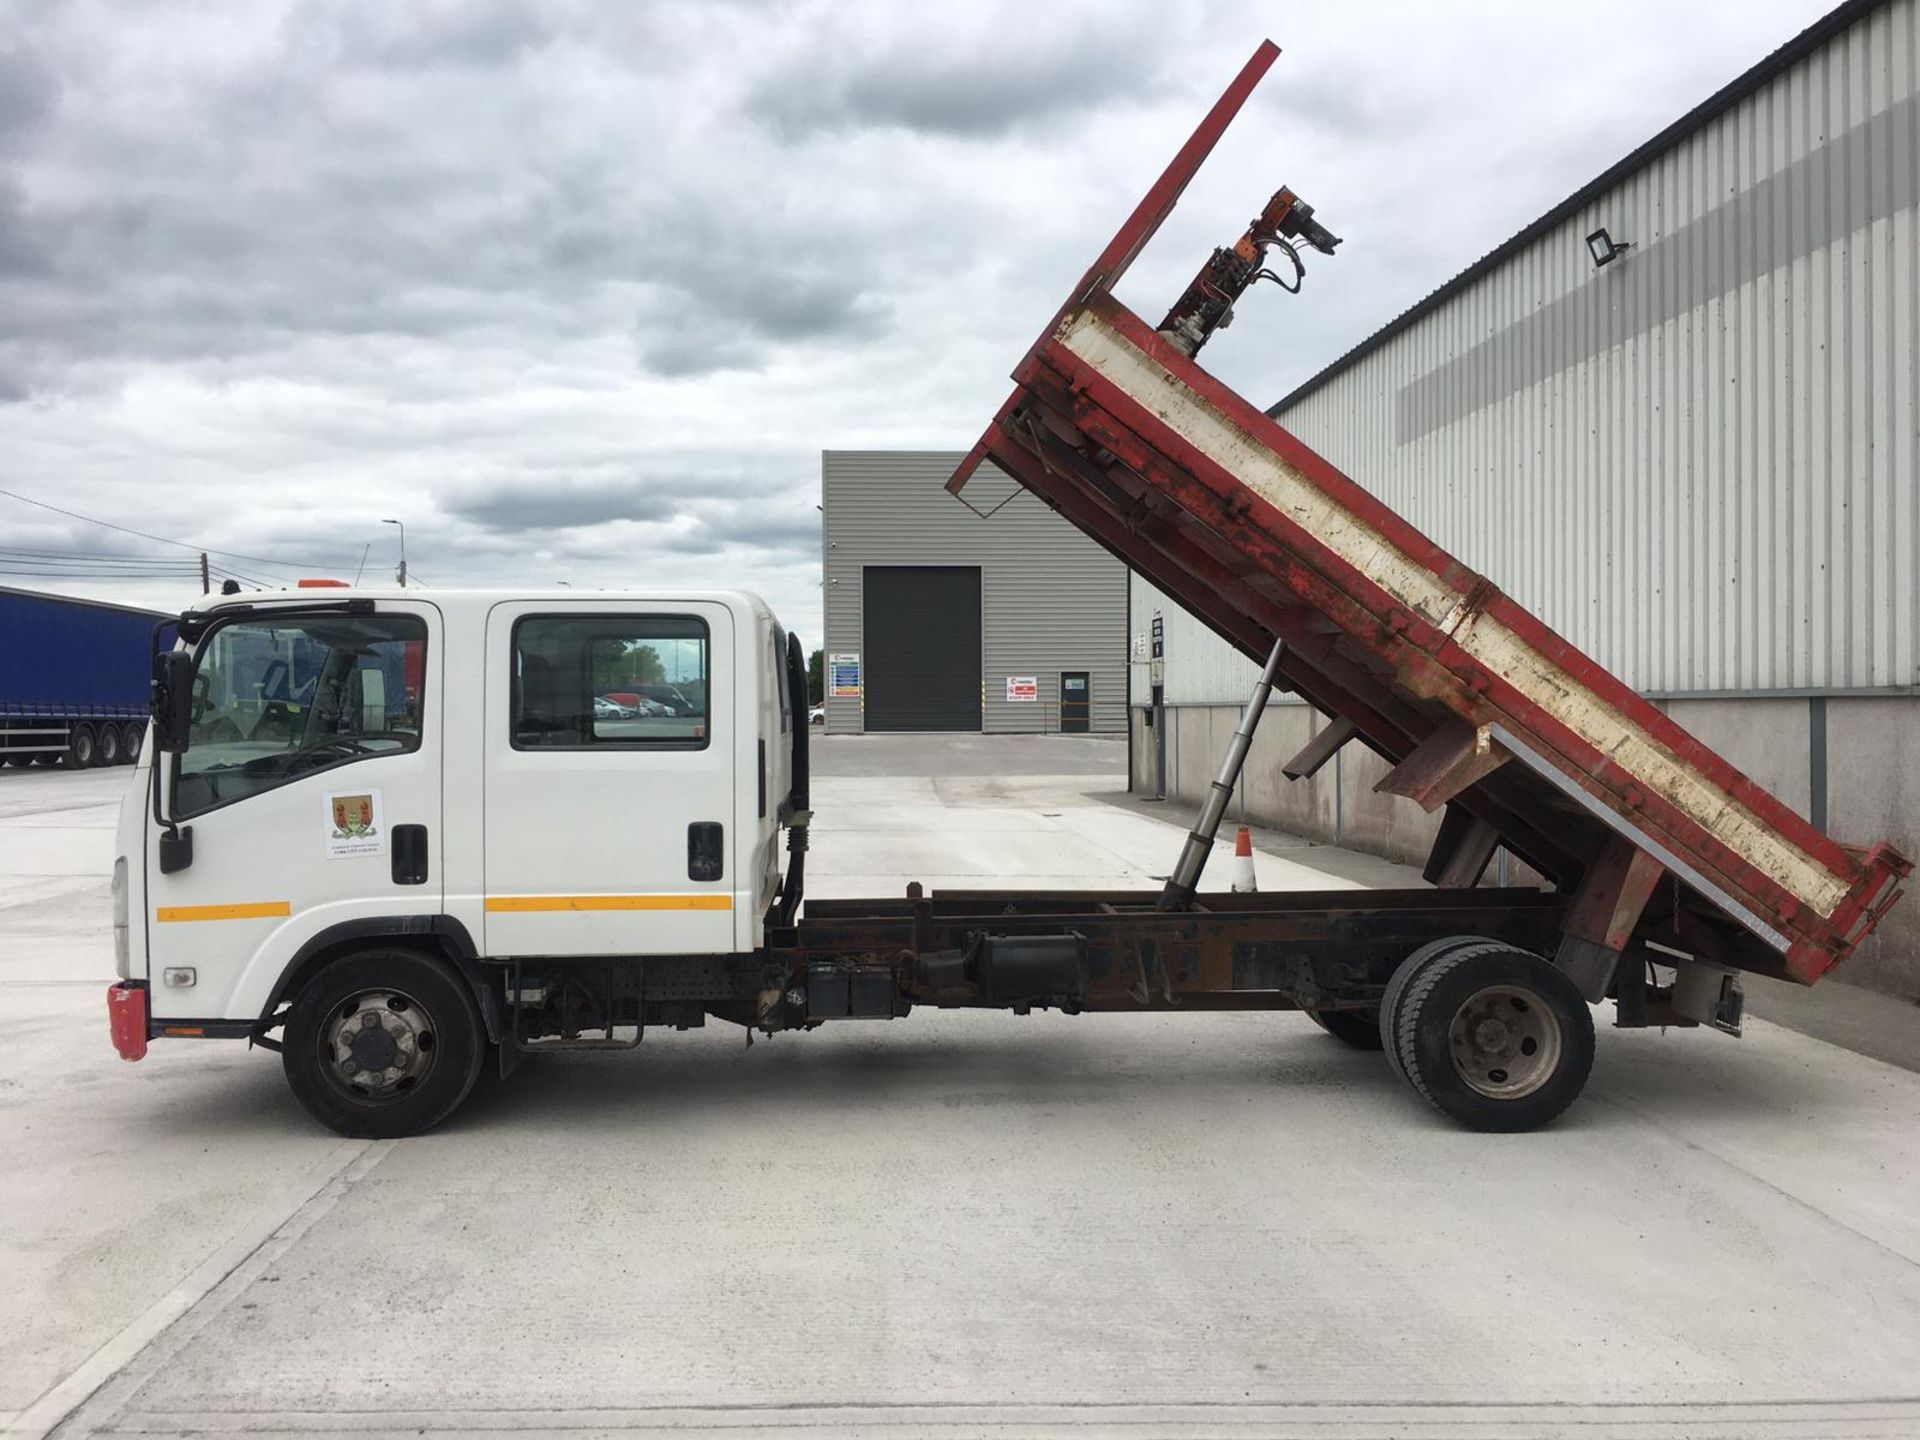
[[150, 651, 195, 754]]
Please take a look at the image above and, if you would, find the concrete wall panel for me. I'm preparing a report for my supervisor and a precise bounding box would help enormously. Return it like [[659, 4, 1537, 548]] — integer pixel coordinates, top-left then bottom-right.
[[1823, 697, 1920, 997]]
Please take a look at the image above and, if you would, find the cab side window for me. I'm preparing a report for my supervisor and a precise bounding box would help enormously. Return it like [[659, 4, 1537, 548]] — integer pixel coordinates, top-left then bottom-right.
[[512, 615, 709, 750]]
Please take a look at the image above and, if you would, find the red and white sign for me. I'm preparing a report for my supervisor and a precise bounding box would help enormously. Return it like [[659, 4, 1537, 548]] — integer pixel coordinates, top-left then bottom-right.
[[1005, 676, 1038, 702]]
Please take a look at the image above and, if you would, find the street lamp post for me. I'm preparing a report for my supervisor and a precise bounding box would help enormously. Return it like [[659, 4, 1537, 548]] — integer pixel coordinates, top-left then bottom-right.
[[382, 518, 407, 588]]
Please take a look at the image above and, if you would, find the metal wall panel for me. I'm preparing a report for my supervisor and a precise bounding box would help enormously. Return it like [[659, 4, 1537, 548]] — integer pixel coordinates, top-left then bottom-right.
[[1126, 573, 1271, 708], [1164, 0, 1917, 704], [822, 452, 1128, 734]]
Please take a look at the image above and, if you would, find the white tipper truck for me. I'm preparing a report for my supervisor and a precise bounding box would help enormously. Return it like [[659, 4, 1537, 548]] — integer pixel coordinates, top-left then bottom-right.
[[101, 45, 1908, 1138]]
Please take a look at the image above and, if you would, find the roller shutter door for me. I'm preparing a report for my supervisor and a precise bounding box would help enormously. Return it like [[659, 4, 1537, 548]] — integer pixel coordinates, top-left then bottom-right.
[[862, 566, 981, 731]]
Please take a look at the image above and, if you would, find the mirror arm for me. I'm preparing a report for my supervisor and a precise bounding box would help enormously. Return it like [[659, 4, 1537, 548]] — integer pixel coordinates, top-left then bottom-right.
[[148, 747, 192, 873], [148, 623, 194, 872]]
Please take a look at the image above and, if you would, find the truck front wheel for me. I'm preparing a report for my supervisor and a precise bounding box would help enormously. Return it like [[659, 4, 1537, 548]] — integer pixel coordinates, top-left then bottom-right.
[[282, 948, 486, 1138], [1390, 942, 1594, 1132]]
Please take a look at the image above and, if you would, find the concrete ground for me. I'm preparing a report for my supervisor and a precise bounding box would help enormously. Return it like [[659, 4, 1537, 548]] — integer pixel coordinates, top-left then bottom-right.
[[3, 739, 1920, 1439]]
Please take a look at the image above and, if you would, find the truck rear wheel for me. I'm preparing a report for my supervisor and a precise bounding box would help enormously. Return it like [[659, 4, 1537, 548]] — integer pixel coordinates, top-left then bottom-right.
[[1391, 942, 1594, 1132], [122, 722, 145, 763], [282, 948, 486, 1138], [1304, 1007, 1384, 1050], [95, 723, 122, 767], [64, 723, 96, 769], [1379, 934, 1494, 1079]]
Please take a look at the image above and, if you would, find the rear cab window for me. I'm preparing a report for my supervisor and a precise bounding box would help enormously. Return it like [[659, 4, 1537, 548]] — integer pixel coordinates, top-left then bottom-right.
[[512, 615, 710, 750]]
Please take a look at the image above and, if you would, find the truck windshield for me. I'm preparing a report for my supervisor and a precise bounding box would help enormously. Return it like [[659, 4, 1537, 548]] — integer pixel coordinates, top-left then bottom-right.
[[174, 613, 426, 817]]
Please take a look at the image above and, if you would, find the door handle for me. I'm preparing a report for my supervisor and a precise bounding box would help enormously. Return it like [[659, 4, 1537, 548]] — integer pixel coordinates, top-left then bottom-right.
[[687, 822, 724, 882], [392, 824, 429, 885]]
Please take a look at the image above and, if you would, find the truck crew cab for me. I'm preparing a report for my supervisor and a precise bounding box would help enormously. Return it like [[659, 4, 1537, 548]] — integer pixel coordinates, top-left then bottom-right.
[[113, 588, 802, 1136]]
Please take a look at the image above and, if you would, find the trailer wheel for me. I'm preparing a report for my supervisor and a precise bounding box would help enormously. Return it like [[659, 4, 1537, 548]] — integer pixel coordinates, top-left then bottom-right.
[[122, 723, 145, 763], [282, 948, 486, 1139], [1379, 934, 1495, 1080], [1304, 1007, 1384, 1050], [95, 723, 122, 767], [63, 723, 96, 769], [1392, 943, 1594, 1132]]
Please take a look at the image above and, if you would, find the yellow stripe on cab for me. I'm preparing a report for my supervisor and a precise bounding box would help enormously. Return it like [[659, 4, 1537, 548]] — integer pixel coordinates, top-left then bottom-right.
[[155, 901, 293, 924], [484, 894, 733, 913]]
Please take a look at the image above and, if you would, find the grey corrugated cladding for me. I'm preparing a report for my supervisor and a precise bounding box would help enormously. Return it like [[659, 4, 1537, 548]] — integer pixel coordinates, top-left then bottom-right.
[[821, 452, 1127, 733], [1161, 0, 1916, 703]]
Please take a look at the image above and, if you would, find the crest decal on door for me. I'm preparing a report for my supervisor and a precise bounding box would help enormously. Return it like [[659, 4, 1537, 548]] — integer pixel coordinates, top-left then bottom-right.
[[324, 789, 385, 859]]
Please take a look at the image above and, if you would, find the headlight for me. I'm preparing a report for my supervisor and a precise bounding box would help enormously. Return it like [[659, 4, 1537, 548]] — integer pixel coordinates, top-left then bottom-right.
[[112, 857, 129, 978]]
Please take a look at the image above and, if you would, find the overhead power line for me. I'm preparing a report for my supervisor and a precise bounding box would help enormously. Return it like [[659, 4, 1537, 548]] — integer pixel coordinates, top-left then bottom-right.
[[0, 486, 370, 571]]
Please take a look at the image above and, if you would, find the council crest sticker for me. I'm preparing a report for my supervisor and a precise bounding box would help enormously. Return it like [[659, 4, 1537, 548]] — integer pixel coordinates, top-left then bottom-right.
[[323, 788, 385, 859]]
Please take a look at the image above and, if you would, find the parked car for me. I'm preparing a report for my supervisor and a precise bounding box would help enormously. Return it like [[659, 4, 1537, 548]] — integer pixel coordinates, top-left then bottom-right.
[[809, 704, 825, 726], [594, 695, 637, 720], [637, 683, 696, 717]]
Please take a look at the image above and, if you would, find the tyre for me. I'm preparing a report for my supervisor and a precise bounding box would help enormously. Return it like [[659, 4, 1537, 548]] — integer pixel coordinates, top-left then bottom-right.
[[1391, 942, 1595, 1132], [1305, 1006, 1384, 1050], [96, 723, 122, 767], [64, 723, 96, 769], [122, 722, 145, 763], [282, 948, 486, 1138], [1379, 934, 1495, 1079]]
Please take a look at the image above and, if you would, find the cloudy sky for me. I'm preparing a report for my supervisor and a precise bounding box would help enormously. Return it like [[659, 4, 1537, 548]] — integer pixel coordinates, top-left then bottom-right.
[[0, 0, 1833, 644]]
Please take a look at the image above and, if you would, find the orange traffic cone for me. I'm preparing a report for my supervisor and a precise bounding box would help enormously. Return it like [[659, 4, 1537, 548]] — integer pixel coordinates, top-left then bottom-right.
[[1230, 825, 1258, 893]]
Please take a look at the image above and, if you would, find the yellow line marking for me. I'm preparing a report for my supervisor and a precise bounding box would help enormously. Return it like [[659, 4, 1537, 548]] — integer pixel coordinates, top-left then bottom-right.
[[154, 901, 292, 924], [485, 894, 733, 913]]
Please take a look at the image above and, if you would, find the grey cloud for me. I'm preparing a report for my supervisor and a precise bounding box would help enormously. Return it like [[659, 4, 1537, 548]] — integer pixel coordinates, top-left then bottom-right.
[[0, 41, 57, 151], [0, 25, 889, 392], [1249, 65, 1430, 141], [0, 181, 52, 279], [285, 0, 564, 72], [685, 509, 819, 557], [442, 470, 795, 534], [744, 17, 1172, 140], [634, 276, 887, 377]]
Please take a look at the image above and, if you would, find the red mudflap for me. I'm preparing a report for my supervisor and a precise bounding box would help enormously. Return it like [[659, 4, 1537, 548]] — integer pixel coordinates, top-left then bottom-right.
[[107, 981, 148, 1062]]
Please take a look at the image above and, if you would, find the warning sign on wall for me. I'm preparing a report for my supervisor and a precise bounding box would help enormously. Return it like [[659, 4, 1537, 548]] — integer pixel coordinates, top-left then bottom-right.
[[1005, 676, 1038, 702], [828, 653, 862, 698]]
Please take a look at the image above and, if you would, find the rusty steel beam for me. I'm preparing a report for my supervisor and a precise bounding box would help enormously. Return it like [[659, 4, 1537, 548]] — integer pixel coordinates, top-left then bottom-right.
[[1281, 715, 1355, 781], [1424, 804, 1503, 890], [1375, 719, 1512, 812], [1555, 834, 1667, 1000]]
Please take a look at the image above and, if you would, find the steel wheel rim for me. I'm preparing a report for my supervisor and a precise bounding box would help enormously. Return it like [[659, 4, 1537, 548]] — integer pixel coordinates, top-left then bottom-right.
[[321, 989, 438, 1103], [1446, 984, 1560, 1099]]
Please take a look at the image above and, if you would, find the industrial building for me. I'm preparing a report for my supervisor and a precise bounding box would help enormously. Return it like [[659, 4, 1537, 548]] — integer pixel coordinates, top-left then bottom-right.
[[821, 451, 1126, 734], [1130, 0, 1919, 995]]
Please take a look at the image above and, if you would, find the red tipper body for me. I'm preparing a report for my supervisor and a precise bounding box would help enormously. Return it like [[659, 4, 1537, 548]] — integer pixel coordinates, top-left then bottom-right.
[[951, 41, 1910, 987], [107, 981, 148, 1062]]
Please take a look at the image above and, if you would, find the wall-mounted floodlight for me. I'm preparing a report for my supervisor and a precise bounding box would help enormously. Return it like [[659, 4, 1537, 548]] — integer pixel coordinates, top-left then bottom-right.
[[1586, 227, 1631, 268]]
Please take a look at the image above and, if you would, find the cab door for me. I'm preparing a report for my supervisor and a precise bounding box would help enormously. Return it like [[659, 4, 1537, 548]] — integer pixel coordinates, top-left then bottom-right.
[[482, 602, 736, 957], [145, 602, 442, 1022]]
